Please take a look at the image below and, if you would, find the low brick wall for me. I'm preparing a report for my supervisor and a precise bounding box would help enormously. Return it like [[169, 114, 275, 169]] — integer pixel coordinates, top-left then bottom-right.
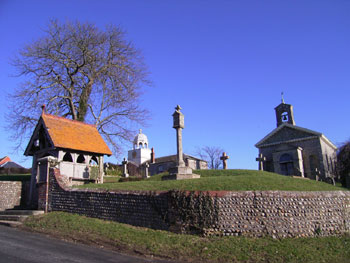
[[0, 181, 22, 211], [46, 168, 350, 238]]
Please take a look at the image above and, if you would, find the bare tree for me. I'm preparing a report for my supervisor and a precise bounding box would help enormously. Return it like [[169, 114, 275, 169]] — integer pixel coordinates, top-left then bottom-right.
[[195, 146, 224, 169], [7, 20, 150, 155]]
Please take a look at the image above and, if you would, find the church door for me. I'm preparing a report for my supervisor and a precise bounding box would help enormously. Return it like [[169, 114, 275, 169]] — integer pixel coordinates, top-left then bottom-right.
[[279, 154, 294, 176]]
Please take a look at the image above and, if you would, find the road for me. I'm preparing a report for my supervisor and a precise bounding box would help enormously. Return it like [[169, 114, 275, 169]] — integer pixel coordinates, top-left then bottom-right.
[[0, 225, 170, 263]]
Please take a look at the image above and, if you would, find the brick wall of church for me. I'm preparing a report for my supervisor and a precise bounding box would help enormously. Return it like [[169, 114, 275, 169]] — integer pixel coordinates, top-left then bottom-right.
[[46, 168, 350, 238]]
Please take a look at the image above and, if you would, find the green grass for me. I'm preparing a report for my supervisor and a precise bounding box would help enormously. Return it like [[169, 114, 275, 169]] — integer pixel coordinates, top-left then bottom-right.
[[22, 212, 350, 263], [0, 174, 31, 181], [77, 169, 347, 191]]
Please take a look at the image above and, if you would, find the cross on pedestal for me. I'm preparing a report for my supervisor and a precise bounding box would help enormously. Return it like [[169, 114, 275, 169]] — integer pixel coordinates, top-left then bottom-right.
[[256, 153, 266, 171], [220, 152, 229, 170]]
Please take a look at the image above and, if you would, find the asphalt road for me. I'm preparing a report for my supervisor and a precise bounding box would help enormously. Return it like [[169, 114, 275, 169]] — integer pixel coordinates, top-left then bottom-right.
[[0, 225, 170, 263]]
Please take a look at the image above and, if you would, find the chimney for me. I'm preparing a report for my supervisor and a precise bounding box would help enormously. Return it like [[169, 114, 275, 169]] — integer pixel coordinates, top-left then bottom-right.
[[151, 147, 155, 163], [41, 104, 46, 115]]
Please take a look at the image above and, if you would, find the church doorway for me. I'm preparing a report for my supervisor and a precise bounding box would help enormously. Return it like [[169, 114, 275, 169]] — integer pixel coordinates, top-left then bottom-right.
[[279, 153, 294, 176]]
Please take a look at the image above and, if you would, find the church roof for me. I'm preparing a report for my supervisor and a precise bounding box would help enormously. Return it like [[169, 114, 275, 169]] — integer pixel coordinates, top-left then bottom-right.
[[25, 112, 112, 156], [255, 123, 337, 150]]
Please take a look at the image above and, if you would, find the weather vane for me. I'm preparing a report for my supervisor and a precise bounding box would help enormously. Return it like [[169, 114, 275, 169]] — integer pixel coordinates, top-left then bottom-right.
[[281, 92, 285, 103]]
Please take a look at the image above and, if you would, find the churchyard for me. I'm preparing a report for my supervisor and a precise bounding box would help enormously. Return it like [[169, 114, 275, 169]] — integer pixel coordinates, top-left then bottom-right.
[[80, 169, 345, 192]]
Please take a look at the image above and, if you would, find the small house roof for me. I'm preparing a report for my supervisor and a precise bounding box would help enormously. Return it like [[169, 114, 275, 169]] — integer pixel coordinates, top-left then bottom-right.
[[25, 112, 112, 156], [0, 156, 11, 166], [154, 154, 207, 164]]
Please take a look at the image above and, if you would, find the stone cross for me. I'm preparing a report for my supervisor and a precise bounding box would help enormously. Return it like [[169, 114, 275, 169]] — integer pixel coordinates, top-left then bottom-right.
[[256, 153, 266, 171], [172, 105, 185, 167], [144, 162, 150, 178], [122, 158, 129, 178], [220, 152, 229, 170]]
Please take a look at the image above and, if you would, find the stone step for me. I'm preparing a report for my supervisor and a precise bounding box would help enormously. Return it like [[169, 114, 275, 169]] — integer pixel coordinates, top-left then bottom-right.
[[0, 220, 23, 227], [0, 210, 44, 216], [0, 215, 29, 222]]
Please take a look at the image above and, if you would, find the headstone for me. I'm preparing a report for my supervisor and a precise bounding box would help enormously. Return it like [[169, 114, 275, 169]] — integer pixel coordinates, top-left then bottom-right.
[[314, 168, 321, 181], [122, 158, 129, 178], [162, 105, 200, 180], [220, 152, 229, 170], [144, 162, 150, 178], [256, 153, 266, 171]]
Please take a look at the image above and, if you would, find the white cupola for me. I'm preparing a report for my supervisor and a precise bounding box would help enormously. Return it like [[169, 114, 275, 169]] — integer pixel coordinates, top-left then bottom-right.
[[128, 129, 152, 166], [133, 129, 149, 149]]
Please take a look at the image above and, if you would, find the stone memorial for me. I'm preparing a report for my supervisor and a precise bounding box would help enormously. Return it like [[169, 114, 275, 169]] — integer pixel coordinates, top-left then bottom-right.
[[162, 105, 200, 180], [220, 152, 229, 170]]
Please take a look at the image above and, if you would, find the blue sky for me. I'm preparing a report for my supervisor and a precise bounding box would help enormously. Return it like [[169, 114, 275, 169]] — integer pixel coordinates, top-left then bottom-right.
[[0, 0, 349, 169]]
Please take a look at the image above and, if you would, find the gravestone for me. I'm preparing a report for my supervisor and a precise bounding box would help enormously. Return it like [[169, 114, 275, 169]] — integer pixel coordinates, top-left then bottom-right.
[[122, 158, 129, 178], [256, 153, 266, 171], [144, 162, 150, 178], [162, 105, 200, 180]]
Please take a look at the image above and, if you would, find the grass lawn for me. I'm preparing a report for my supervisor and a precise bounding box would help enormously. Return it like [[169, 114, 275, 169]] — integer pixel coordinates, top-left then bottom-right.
[[78, 169, 347, 191], [22, 212, 350, 263]]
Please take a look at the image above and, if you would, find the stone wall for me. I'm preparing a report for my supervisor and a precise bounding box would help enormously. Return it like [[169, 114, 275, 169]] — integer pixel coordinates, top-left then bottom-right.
[[0, 182, 22, 210], [48, 168, 169, 230], [46, 168, 350, 238], [214, 191, 350, 238]]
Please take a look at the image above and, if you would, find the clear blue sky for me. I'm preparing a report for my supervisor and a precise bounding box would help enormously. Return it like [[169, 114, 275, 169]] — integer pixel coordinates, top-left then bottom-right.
[[0, 0, 349, 169]]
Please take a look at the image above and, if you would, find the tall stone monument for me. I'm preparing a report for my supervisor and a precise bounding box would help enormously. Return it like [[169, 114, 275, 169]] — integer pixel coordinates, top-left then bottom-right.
[[162, 105, 200, 180]]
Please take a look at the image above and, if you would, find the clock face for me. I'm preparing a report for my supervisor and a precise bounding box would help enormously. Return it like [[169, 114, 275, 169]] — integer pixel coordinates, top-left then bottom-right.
[[132, 151, 137, 158]]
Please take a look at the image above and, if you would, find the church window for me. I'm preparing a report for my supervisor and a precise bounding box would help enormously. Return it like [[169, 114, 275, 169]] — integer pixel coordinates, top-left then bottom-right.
[[157, 165, 164, 173], [77, 154, 85, 163], [139, 142, 143, 148], [63, 152, 73, 162], [144, 143, 148, 148]]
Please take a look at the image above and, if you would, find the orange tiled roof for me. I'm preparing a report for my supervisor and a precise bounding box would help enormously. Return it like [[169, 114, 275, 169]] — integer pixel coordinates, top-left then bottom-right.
[[0, 156, 11, 166], [42, 113, 112, 155]]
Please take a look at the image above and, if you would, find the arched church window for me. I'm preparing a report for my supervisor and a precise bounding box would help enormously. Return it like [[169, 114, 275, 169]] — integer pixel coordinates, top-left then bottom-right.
[[144, 143, 148, 148], [139, 142, 143, 148], [63, 152, 73, 162], [77, 154, 85, 163], [90, 156, 98, 166]]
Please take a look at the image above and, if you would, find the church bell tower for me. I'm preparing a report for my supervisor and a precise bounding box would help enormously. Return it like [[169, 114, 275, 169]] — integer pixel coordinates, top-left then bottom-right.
[[274, 93, 295, 127]]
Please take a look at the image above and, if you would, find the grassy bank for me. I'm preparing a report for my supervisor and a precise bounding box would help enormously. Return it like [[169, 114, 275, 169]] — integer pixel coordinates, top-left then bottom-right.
[[78, 169, 346, 191], [22, 212, 350, 263]]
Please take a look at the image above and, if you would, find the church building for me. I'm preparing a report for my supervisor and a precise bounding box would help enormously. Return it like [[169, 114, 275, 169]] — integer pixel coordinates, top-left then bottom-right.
[[255, 99, 337, 181]]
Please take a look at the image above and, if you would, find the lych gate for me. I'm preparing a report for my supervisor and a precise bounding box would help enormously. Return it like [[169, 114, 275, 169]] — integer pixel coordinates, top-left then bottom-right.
[[24, 106, 112, 208]]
